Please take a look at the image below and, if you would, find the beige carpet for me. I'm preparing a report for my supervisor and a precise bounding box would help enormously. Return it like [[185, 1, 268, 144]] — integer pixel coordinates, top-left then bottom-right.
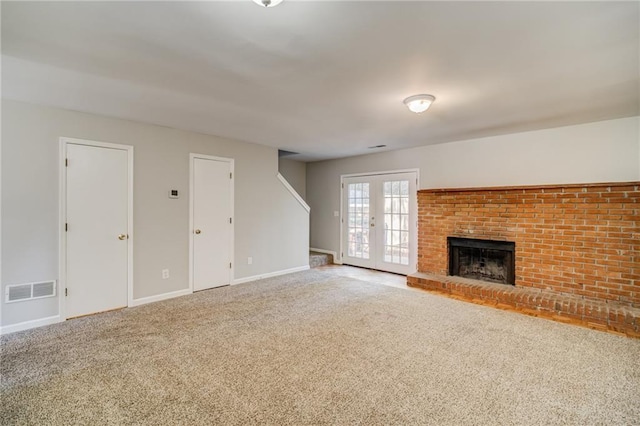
[[1, 270, 639, 425]]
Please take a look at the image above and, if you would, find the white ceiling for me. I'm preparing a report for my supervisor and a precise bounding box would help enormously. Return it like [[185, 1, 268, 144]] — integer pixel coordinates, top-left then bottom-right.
[[2, 1, 638, 161]]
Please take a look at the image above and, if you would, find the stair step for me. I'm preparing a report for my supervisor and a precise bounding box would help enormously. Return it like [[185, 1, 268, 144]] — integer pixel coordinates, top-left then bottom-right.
[[309, 251, 333, 268]]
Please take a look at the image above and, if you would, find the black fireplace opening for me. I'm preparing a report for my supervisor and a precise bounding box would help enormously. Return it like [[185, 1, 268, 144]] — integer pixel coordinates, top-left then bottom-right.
[[448, 237, 515, 285]]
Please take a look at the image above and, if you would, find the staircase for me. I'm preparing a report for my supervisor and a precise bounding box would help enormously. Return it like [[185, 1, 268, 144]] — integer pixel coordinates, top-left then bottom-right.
[[309, 251, 333, 268]]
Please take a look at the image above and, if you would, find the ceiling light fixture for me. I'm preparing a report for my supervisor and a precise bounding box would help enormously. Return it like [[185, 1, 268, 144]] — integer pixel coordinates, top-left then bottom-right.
[[252, 0, 284, 7], [403, 94, 436, 113]]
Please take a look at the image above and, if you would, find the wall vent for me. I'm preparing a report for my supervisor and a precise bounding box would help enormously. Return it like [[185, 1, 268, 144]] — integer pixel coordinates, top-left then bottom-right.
[[5, 281, 56, 303]]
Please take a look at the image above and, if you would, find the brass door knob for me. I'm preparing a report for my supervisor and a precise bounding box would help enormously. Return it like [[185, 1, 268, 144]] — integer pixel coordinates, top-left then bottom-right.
[[118, 234, 127, 240], [194, 229, 201, 235]]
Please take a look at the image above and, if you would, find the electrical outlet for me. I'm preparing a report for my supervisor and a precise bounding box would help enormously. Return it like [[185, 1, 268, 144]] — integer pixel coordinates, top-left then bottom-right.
[[334, 211, 339, 217], [162, 269, 170, 279], [247, 257, 253, 265]]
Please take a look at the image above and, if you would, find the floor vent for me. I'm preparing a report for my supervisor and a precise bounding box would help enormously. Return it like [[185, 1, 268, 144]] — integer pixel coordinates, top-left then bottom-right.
[[5, 281, 56, 303]]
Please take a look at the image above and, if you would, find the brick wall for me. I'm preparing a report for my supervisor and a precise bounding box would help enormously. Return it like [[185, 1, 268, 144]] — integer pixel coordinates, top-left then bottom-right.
[[418, 182, 639, 308]]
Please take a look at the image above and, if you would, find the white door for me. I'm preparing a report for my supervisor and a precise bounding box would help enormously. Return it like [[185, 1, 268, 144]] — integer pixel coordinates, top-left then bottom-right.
[[192, 156, 233, 291], [65, 142, 131, 318], [342, 172, 417, 275], [342, 176, 376, 269]]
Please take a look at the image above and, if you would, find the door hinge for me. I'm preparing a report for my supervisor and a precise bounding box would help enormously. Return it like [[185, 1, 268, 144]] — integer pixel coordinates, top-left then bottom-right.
[[65, 223, 68, 232], [65, 158, 69, 167], [229, 262, 232, 269], [341, 252, 344, 257], [65, 288, 68, 297], [341, 183, 344, 189], [229, 217, 232, 224], [230, 172, 233, 179]]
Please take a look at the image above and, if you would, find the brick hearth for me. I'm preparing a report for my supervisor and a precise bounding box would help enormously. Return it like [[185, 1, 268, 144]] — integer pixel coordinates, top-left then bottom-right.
[[407, 182, 640, 337]]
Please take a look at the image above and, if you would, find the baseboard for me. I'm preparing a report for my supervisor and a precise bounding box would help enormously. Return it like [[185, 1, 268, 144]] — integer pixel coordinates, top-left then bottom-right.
[[233, 265, 310, 285], [129, 288, 192, 307], [0, 315, 61, 335], [310, 248, 342, 264]]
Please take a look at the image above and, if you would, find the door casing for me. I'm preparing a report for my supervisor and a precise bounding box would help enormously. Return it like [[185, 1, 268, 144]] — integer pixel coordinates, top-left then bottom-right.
[[189, 153, 235, 292], [59, 137, 134, 320], [340, 169, 419, 274]]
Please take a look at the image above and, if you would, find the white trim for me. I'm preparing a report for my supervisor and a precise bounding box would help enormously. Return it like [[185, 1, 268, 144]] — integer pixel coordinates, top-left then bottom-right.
[[127, 147, 134, 307], [341, 168, 420, 179], [232, 265, 310, 285], [59, 137, 134, 320], [189, 153, 235, 292], [0, 53, 2, 328], [0, 315, 61, 335], [309, 248, 341, 265], [338, 176, 344, 265], [58, 140, 66, 322], [129, 288, 192, 307], [277, 173, 310, 213], [339, 168, 420, 268]]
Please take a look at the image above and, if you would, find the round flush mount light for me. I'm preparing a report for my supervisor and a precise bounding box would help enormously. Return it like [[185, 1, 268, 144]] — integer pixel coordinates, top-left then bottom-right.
[[403, 94, 436, 113], [252, 0, 284, 7]]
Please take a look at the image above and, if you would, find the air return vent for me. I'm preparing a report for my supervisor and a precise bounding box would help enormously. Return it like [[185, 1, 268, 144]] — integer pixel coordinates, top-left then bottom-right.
[[5, 281, 56, 303]]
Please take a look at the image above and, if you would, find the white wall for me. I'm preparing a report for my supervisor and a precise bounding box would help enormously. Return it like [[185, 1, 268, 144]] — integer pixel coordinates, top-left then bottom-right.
[[307, 116, 640, 257], [278, 158, 307, 200], [1, 99, 309, 328]]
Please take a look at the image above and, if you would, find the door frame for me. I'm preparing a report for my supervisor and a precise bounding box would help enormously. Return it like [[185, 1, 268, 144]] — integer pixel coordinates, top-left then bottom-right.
[[188, 153, 235, 292], [339, 168, 419, 271], [59, 137, 134, 320]]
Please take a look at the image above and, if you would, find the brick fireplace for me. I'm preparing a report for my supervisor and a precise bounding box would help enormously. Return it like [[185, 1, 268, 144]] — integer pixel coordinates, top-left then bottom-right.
[[407, 182, 640, 337]]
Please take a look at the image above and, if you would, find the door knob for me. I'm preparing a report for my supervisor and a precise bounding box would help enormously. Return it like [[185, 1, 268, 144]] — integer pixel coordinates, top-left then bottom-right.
[[118, 234, 128, 240], [194, 229, 201, 234]]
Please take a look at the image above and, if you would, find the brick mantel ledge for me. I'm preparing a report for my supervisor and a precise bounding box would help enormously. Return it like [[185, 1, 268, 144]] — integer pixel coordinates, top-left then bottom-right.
[[408, 273, 640, 338], [418, 181, 640, 193]]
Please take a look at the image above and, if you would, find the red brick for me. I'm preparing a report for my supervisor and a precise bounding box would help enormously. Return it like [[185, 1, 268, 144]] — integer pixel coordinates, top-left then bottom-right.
[[417, 182, 639, 308]]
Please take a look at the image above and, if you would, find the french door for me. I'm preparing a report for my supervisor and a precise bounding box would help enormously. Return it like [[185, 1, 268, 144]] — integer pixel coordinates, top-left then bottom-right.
[[342, 171, 418, 275]]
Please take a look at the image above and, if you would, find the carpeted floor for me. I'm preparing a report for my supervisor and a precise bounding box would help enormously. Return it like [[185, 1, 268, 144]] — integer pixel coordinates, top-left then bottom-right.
[[1, 269, 639, 425]]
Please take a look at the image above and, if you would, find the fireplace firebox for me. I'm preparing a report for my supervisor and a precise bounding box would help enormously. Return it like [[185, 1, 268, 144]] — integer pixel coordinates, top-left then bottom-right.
[[448, 237, 515, 285]]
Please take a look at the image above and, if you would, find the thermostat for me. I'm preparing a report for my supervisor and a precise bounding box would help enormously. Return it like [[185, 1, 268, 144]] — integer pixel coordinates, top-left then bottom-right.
[[168, 189, 179, 199]]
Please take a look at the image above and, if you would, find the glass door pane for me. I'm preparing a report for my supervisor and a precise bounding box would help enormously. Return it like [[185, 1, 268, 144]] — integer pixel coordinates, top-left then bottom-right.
[[347, 182, 370, 259], [382, 179, 410, 266]]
